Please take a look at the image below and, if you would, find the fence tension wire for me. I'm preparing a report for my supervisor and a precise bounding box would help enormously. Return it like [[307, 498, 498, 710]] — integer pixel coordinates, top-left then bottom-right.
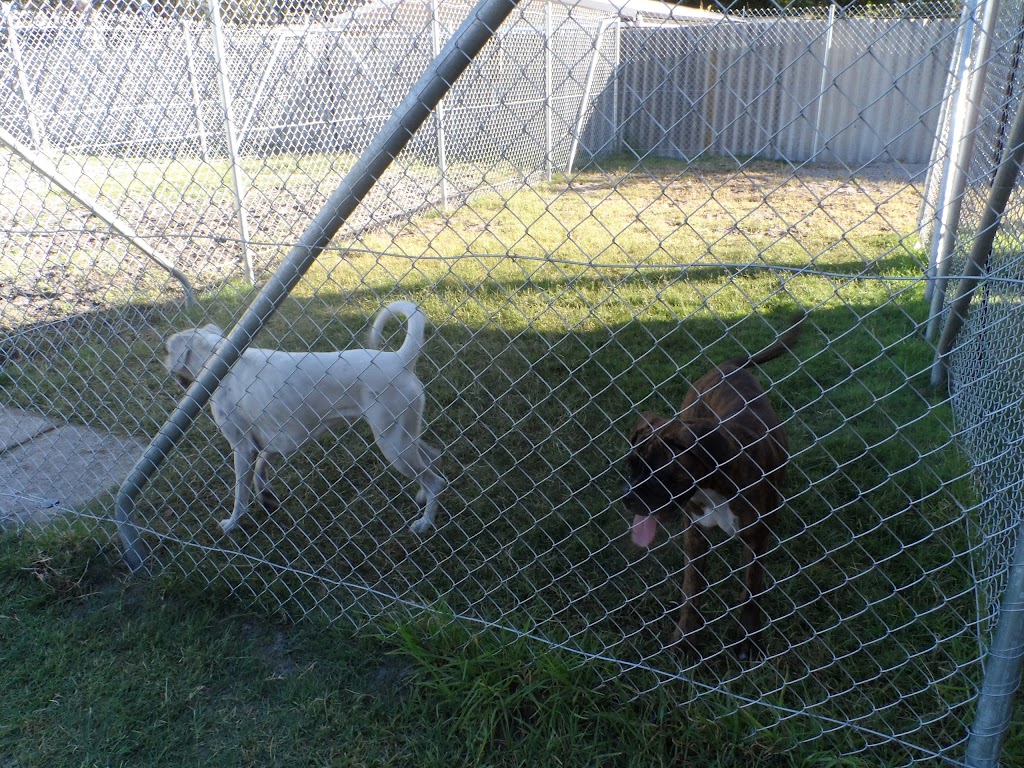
[[113, 0, 522, 572]]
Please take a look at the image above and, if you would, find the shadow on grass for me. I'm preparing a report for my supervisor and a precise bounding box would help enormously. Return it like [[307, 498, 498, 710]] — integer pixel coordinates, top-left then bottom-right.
[[0, 266, 982, 765]]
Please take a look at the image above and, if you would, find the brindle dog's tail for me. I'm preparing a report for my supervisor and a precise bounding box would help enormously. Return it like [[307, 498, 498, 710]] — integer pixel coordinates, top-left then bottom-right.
[[742, 311, 806, 368]]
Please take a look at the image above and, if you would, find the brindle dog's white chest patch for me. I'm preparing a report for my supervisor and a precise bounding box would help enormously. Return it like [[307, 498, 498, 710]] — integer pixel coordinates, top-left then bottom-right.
[[689, 488, 739, 536]]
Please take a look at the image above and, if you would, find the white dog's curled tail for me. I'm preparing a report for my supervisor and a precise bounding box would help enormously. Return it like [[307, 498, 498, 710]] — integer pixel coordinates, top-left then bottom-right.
[[369, 301, 428, 365]]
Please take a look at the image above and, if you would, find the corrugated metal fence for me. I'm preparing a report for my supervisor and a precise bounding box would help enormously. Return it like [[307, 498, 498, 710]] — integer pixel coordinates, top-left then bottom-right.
[[609, 15, 958, 165]]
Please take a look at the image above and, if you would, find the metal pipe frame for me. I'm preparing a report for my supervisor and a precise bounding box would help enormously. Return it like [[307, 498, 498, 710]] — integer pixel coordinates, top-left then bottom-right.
[[207, 0, 255, 285], [925, 0, 999, 342], [0, 125, 198, 308]]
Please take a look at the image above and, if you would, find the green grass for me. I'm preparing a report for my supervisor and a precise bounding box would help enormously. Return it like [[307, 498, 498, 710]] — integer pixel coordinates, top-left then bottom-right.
[[0, 156, 998, 764], [1, 528, 865, 768], [6, 525, 977, 768]]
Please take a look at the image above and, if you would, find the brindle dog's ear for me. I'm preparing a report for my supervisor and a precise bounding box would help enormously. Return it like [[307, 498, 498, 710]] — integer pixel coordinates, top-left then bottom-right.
[[655, 419, 694, 453], [642, 420, 696, 477], [691, 425, 736, 470], [631, 412, 667, 445]]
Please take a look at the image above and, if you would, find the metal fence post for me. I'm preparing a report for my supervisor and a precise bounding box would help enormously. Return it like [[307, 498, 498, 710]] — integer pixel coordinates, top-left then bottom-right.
[[429, 0, 450, 209], [115, 0, 522, 571], [921, 29, 961, 302], [207, 0, 255, 284], [180, 18, 210, 162], [566, 17, 613, 174], [965, 513, 1024, 766], [811, 3, 836, 161], [925, 0, 998, 342], [3, 2, 44, 149], [611, 11, 621, 157], [544, 0, 552, 180]]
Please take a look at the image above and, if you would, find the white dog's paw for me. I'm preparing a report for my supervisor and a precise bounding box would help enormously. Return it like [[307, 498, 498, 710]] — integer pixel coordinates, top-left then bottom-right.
[[409, 517, 434, 536], [218, 519, 237, 534]]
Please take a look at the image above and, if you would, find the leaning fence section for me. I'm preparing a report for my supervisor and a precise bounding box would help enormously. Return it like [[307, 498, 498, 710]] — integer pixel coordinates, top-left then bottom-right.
[[2, 0, 1023, 766], [934, 0, 1024, 643], [0, 1, 613, 291]]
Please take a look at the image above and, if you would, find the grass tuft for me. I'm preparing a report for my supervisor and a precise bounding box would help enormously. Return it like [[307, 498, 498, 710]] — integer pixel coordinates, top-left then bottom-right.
[[390, 611, 823, 767]]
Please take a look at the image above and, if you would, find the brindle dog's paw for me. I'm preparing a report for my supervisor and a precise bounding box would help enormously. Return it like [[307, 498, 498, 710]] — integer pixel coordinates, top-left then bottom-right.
[[732, 633, 765, 663], [669, 622, 709, 661]]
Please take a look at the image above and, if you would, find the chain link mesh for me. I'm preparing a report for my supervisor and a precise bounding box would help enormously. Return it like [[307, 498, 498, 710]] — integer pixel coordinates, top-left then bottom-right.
[[1, 0, 1017, 764], [939, 0, 1024, 637]]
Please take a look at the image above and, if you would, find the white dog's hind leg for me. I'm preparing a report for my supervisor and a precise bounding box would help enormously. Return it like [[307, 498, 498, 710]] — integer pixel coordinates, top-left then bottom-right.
[[409, 442, 447, 534], [409, 489, 441, 534], [371, 419, 446, 534], [222, 445, 257, 533], [254, 452, 281, 511]]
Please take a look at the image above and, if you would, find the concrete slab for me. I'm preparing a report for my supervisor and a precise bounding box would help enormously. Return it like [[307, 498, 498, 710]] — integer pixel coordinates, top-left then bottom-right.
[[0, 419, 148, 527], [0, 406, 54, 451]]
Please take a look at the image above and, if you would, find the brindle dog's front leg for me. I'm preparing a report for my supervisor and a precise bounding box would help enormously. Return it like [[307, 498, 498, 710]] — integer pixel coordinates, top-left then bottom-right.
[[672, 524, 711, 658], [735, 523, 770, 662]]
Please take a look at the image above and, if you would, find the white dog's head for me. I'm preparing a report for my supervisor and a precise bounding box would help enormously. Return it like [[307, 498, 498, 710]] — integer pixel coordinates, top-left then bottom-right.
[[164, 324, 225, 389]]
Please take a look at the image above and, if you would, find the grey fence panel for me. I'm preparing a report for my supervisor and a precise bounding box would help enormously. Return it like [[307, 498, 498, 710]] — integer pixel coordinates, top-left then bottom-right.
[[817, 18, 956, 164], [616, 17, 957, 165]]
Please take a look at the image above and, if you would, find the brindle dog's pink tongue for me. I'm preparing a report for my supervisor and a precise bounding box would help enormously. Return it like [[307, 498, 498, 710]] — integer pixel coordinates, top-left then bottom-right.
[[631, 515, 658, 548]]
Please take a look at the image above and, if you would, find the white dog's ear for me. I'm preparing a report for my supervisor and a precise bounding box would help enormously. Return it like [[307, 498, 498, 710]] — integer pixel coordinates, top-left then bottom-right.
[[203, 323, 225, 336], [163, 333, 190, 376]]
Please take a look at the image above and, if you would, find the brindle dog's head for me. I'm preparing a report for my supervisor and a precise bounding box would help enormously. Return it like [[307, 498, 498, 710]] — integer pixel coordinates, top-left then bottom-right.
[[623, 413, 694, 518], [623, 413, 735, 546]]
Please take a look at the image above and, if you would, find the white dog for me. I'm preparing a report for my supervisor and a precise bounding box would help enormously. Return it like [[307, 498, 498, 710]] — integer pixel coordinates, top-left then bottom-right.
[[164, 301, 446, 536]]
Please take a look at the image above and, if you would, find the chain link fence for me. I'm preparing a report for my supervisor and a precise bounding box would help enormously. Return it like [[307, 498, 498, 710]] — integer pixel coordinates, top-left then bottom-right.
[[3, 0, 1022, 764]]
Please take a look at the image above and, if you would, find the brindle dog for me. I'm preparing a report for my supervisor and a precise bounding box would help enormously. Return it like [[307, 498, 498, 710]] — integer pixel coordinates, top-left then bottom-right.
[[624, 314, 804, 661]]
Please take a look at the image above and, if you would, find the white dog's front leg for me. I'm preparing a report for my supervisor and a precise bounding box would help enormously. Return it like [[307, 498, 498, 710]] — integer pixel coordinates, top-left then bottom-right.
[[409, 478, 443, 535], [254, 452, 281, 511], [409, 498, 434, 535], [222, 446, 257, 534]]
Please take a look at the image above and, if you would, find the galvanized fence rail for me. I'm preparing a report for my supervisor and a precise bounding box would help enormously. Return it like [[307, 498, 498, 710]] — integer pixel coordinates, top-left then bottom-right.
[[3, 1, 1023, 766]]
